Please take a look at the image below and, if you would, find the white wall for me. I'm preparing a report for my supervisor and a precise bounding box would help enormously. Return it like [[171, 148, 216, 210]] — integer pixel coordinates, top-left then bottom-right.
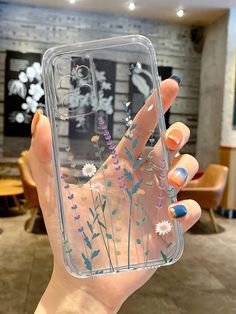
[[196, 14, 228, 169], [221, 9, 236, 147]]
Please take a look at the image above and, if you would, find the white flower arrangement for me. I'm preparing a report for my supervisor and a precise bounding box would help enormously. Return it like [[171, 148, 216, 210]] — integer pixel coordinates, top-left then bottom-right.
[[8, 60, 44, 123], [70, 65, 114, 128]]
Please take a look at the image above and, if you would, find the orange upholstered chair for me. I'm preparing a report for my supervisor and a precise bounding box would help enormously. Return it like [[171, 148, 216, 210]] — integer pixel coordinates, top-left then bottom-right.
[[178, 164, 228, 232]]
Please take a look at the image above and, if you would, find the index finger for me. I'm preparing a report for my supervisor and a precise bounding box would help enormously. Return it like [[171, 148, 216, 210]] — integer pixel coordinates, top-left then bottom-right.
[[116, 77, 180, 160]]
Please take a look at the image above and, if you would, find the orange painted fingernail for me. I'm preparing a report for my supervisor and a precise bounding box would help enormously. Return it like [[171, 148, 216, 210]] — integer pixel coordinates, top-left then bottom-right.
[[166, 129, 183, 150], [31, 109, 43, 136]]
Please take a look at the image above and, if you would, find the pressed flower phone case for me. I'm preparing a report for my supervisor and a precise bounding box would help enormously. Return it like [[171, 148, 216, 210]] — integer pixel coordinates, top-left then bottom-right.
[[42, 35, 183, 277]]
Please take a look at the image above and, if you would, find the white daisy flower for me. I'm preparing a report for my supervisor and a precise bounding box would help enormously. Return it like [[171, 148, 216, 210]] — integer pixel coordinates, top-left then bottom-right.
[[155, 220, 172, 236], [82, 163, 97, 177], [90, 182, 102, 192]]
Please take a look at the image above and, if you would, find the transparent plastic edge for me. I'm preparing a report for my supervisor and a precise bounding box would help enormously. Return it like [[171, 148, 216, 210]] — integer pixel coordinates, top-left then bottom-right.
[[42, 35, 152, 63], [145, 39, 184, 267], [42, 53, 76, 276]]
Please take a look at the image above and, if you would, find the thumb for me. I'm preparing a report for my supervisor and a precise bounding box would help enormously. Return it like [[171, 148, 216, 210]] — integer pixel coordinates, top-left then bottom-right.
[[29, 109, 52, 175], [29, 110, 62, 248], [28, 109, 55, 212]]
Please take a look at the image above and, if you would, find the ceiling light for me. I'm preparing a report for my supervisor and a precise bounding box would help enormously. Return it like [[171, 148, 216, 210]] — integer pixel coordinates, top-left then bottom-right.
[[69, 0, 76, 4], [128, 1, 136, 11], [176, 9, 185, 18]]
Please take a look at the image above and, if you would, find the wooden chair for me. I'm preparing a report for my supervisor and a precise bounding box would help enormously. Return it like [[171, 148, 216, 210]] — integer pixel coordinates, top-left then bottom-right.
[[17, 151, 46, 233], [178, 164, 228, 233]]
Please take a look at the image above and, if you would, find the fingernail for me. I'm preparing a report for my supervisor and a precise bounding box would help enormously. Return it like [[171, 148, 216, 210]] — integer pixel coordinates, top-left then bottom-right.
[[169, 167, 188, 186], [166, 129, 183, 150], [31, 109, 43, 136], [170, 74, 183, 86], [169, 204, 187, 218]]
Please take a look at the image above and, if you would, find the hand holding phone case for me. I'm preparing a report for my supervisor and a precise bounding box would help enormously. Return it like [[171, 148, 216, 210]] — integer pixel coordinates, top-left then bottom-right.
[[42, 35, 183, 278]]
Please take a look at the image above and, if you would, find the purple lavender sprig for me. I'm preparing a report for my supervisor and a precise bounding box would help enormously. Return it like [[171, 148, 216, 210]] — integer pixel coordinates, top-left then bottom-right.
[[61, 175, 90, 268], [98, 116, 126, 190]]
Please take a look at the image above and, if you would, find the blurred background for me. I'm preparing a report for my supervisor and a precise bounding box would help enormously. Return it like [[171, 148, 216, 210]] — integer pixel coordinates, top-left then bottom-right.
[[0, 0, 236, 313]]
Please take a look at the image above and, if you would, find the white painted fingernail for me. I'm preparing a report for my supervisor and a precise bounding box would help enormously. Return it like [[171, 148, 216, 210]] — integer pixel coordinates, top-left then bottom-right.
[[148, 104, 154, 111]]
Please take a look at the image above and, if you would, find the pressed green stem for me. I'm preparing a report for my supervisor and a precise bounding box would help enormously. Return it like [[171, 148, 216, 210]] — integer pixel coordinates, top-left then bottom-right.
[[140, 209, 146, 265], [127, 181, 134, 269], [90, 184, 114, 271], [127, 131, 135, 269], [90, 233, 93, 272], [134, 241, 140, 265], [134, 202, 140, 266], [127, 201, 132, 268], [95, 142, 119, 269], [98, 193, 111, 254], [145, 206, 151, 266], [159, 235, 169, 247]]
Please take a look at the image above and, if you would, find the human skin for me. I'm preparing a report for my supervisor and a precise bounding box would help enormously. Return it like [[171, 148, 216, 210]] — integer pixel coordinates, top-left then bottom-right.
[[29, 78, 201, 314]]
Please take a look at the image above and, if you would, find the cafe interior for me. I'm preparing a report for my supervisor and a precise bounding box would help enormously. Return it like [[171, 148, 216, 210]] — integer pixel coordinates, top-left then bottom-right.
[[0, 0, 236, 313]]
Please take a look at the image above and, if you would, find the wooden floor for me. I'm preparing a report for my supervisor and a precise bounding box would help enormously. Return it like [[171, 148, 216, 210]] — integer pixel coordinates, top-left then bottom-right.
[[0, 211, 236, 314]]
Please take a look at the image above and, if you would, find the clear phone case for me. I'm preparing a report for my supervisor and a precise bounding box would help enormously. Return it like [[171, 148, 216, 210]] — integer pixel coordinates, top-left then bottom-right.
[[42, 35, 183, 278]]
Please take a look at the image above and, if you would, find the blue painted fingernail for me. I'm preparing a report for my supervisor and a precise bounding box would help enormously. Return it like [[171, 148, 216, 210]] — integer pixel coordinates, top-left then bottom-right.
[[169, 204, 187, 218], [169, 167, 188, 186], [170, 74, 183, 86]]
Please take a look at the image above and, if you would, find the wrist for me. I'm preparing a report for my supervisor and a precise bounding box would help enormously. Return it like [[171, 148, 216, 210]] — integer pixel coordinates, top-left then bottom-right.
[[35, 268, 113, 314]]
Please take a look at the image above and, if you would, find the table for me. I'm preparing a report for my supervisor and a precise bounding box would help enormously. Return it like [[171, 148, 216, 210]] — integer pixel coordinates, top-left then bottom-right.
[[0, 179, 24, 216]]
